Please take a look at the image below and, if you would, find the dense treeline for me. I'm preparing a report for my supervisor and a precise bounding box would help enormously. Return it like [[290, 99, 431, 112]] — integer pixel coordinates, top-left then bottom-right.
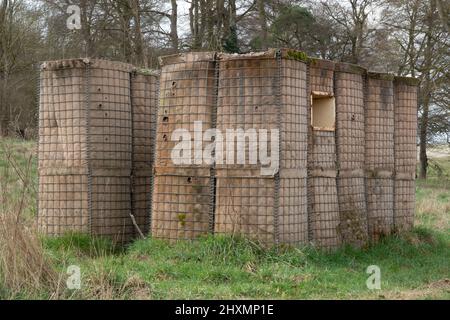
[[0, 0, 448, 178]]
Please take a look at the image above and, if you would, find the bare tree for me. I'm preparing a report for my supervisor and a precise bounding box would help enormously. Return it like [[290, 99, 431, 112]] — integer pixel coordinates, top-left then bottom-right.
[[384, 0, 449, 178], [256, 0, 268, 49], [319, 0, 378, 64], [169, 0, 178, 52], [0, 0, 40, 136]]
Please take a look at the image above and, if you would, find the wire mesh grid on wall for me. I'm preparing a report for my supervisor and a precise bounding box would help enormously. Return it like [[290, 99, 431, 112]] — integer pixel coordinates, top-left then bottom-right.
[[278, 55, 309, 245], [394, 79, 419, 174], [334, 63, 368, 246], [310, 59, 335, 94], [87, 62, 133, 169], [38, 172, 136, 243], [39, 60, 88, 170], [365, 73, 395, 241], [214, 52, 279, 170], [38, 59, 136, 243], [336, 175, 368, 244], [393, 77, 419, 232], [38, 169, 90, 235], [366, 176, 394, 240], [279, 56, 309, 172], [38, 59, 134, 169], [152, 167, 211, 240], [151, 52, 217, 240], [215, 172, 276, 243], [365, 74, 395, 172], [308, 130, 340, 249], [155, 52, 217, 168], [394, 178, 416, 232], [307, 59, 340, 249], [278, 175, 308, 245], [90, 171, 133, 240], [214, 50, 309, 245], [335, 65, 366, 171], [37, 52, 420, 247]]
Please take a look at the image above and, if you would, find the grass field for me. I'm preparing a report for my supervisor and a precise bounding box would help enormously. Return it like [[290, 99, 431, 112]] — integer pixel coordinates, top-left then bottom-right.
[[0, 138, 449, 300]]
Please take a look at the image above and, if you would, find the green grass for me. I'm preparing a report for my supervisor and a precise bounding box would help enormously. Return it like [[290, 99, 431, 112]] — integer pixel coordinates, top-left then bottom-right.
[[36, 230, 449, 300], [417, 155, 450, 190], [0, 138, 38, 220], [1, 138, 449, 299]]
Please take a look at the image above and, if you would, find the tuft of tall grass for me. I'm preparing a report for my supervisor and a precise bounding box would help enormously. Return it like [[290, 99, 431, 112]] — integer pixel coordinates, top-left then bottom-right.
[[0, 211, 61, 298], [0, 139, 60, 299]]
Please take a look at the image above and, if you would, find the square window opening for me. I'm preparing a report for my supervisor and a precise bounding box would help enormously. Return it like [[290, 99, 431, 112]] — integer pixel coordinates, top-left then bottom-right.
[[311, 93, 335, 131]]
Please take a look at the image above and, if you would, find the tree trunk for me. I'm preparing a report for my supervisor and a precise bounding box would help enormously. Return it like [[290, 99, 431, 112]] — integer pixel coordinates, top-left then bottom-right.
[[170, 0, 179, 52], [354, 21, 364, 64], [203, 0, 215, 49], [435, 0, 449, 32], [0, 73, 9, 137], [419, 0, 436, 179], [0, 0, 9, 136], [131, 0, 145, 66], [419, 90, 430, 179], [118, 1, 133, 63], [80, 0, 93, 57], [257, 0, 268, 49], [408, 1, 419, 77], [190, 0, 202, 49], [224, 0, 239, 53]]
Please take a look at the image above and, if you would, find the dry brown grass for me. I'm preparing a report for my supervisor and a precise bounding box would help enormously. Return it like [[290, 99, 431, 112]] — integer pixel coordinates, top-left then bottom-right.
[[0, 139, 61, 299], [0, 211, 61, 298], [0, 138, 448, 300], [416, 190, 450, 231], [80, 265, 151, 300], [363, 279, 450, 300]]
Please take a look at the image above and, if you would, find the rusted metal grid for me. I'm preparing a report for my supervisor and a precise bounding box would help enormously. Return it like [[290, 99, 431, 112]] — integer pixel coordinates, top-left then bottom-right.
[[307, 59, 340, 249], [214, 49, 308, 245], [151, 52, 217, 240], [38, 59, 137, 243], [334, 63, 368, 247], [393, 77, 419, 232], [308, 130, 340, 249], [365, 73, 395, 241]]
